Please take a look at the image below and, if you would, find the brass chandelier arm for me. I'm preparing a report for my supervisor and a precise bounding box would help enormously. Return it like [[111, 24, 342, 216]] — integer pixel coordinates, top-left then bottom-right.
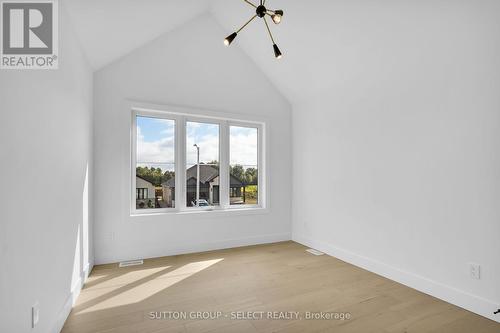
[[243, 0, 257, 9], [228, 0, 283, 58], [263, 17, 276, 44], [237, 14, 258, 33], [242, 0, 276, 17]]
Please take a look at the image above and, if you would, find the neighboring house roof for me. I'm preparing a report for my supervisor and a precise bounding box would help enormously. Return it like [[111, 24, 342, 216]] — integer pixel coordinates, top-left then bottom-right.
[[163, 178, 175, 187], [162, 164, 243, 187], [136, 175, 154, 185]]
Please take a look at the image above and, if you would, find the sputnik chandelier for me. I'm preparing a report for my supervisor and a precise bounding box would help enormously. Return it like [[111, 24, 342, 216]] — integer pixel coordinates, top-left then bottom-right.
[[224, 0, 284, 59]]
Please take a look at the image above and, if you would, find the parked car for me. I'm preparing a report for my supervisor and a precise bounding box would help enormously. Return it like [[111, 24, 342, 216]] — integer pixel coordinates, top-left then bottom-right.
[[191, 199, 210, 207]]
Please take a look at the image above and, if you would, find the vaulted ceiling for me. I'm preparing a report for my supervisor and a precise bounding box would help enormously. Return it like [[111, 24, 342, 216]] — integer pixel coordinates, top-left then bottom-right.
[[65, 1, 499, 106], [64, 0, 210, 69], [64, 0, 299, 101]]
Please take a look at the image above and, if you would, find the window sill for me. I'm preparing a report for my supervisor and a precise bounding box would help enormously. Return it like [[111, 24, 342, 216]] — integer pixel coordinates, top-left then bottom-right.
[[130, 206, 269, 218]]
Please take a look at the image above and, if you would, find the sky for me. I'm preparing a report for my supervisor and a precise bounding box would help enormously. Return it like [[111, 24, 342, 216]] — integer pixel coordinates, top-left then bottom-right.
[[136, 116, 175, 171], [229, 126, 258, 167], [136, 116, 258, 172], [186, 121, 219, 166]]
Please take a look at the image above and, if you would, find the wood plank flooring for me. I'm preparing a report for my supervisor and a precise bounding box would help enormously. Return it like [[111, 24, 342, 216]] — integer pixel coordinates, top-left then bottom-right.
[[62, 241, 500, 333]]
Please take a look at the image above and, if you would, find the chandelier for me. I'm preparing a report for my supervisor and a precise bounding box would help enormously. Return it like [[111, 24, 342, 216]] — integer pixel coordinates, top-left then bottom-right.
[[223, 0, 284, 59]]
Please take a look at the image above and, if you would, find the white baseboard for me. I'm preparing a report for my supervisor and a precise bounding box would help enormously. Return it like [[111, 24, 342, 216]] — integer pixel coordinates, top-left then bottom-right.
[[293, 234, 499, 323], [52, 262, 94, 333], [96, 232, 292, 265]]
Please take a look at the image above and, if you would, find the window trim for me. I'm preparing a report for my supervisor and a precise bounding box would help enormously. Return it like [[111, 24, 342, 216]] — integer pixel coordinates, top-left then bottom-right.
[[130, 103, 267, 216], [228, 122, 263, 209], [131, 110, 179, 215], [184, 118, 223, 211]]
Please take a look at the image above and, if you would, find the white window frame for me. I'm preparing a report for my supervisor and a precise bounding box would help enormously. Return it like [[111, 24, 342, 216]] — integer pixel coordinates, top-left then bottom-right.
[[228, 121, 263, 210], [131, 103, 267, 216], [131, 109, 180, 215]]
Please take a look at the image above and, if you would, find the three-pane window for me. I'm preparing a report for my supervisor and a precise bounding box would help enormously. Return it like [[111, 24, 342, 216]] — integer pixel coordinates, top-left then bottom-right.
[[132, 110, 264, 213]]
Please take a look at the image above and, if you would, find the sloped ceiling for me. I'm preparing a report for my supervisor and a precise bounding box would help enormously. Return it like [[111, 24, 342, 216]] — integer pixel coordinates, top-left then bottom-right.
[[210, 0, 304, 104], [68, 0, 471, 105], [64, 0, 210, 69], [211, 0, 500, 106], [64, 0, 299, 101]]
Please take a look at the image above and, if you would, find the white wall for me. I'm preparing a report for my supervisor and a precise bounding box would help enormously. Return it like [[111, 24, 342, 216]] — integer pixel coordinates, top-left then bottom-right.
[[93, 14, 292, 265], [0, 4, 93, 333], [291, 0, 500, 322]]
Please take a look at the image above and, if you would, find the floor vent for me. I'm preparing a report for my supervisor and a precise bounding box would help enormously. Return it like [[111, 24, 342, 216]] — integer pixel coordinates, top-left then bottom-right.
[[306, 248, 324, 256], [119, 259, 144, 267]]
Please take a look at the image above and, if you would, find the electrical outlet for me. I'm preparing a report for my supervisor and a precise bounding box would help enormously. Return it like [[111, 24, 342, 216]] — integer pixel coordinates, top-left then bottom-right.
[[32, 302, 39, 328], [470, 263, 481, 280]]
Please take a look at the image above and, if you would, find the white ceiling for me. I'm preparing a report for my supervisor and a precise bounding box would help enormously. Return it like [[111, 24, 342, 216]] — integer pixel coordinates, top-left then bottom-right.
[[65, 1, 493, 106], [210, 0, 305, 104], [63, 0, 324, 104], [64, 0, 210, 69]]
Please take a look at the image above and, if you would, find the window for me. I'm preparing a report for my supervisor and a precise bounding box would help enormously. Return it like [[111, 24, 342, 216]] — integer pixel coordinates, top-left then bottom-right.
[[230, 126, 258, 206], [186, 121, 220, 207], [134, 116, 175, 210], [136, 188, 148, 200], [132, 107, 264, 214]]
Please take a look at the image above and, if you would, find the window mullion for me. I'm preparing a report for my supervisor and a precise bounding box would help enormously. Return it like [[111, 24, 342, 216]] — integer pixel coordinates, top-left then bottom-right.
[[131, 111, 138, 213], [176, 116, 186, 210], [258, 124, 265, 208], [219, 121, 230, 208]]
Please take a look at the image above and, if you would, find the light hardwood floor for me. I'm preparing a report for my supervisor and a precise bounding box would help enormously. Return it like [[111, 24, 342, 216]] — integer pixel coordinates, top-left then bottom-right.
[[62, 241, 499, 333]]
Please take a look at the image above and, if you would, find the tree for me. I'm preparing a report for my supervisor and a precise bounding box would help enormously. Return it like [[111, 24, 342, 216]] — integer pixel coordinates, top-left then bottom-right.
[[206, 160, 219, 170], [163, 170, 175, 183], [136, 166, 175, 186], [230, 164, 245, 183], [244, 167, 258, 185]]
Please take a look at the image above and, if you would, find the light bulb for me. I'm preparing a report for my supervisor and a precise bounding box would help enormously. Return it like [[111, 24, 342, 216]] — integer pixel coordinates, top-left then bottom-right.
[[272, 10, 283, 24]]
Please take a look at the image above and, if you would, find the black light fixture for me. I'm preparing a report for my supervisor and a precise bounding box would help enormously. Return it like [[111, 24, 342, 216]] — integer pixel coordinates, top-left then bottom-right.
[[223, 0, 284, 59], [273, 44, 282, 59], [223, 32, 238, 46]]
